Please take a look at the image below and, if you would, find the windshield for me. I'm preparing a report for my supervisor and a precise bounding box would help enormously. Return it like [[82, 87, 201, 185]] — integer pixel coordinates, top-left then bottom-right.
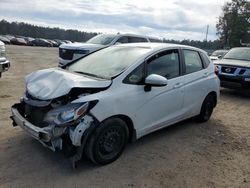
[[223, 48, 250, 61], [86, 34, 116, 45], [211, 50, 227, 57], [68, 46, 151, 79]]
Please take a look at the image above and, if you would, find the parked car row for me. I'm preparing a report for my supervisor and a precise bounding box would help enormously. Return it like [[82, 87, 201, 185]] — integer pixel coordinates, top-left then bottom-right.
[[0, 35, 72, 47]]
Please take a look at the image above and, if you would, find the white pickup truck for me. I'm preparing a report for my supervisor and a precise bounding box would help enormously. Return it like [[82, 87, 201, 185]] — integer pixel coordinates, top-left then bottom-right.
[[0, 41, 10, 78], [59, 33, 162, 66]]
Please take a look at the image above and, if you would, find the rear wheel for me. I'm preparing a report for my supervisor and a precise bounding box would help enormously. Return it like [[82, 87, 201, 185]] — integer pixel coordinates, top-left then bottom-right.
[[197, 95, 215, 122], [85, 118, 129, 165]]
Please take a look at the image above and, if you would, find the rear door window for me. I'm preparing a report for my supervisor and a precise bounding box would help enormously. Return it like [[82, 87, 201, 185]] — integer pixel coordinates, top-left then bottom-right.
[[183, 50, 203, 74]]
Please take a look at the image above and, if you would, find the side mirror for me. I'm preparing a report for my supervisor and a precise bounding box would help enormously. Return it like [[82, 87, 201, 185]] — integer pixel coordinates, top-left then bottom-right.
[[144, 74, 168, 91], [115, 42, 122, 45], [218, 55, 222, 59], [145, 74, 168, 86]]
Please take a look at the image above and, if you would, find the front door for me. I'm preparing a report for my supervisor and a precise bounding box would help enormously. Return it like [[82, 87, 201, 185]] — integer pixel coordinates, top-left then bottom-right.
[[126, 49, 185, 137]]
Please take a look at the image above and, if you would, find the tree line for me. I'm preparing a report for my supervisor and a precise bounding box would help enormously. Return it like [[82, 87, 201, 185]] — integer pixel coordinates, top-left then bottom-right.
[[0, 19, 98, 42]]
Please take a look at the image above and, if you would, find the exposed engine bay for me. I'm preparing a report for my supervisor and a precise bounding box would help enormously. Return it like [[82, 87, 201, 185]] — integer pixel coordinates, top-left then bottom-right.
[[11, 87, 105, 167], [22, 88, 101, 127]]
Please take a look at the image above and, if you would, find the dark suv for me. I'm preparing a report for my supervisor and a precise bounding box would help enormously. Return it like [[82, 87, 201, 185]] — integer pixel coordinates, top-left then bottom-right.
[[214, 47, 250, 92]]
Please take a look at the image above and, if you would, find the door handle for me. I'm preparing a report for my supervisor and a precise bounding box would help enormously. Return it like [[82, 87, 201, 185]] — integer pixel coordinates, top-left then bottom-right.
[[173, 83, 183, 89], [203, 72, 209, 77]]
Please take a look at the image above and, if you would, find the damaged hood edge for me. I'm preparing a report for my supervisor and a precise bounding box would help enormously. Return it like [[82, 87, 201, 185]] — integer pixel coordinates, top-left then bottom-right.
[[26, 68, 112, 100]]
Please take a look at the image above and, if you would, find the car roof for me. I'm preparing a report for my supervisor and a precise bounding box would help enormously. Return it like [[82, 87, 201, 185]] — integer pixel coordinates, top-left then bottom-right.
[[100, 33, 153, 39], [230, 47, 250, 50], [115, 42, 206, 53], [213, 49, 228, 52]]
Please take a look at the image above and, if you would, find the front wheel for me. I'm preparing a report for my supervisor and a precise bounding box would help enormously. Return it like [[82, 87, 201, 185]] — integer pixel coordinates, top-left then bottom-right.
[[197, 95, 215, 122], [85, 118, 129, 165]]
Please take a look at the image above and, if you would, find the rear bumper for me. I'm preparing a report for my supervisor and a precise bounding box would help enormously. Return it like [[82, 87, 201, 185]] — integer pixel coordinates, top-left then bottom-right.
[[0, 59, 10, 73], [218, 74, 250, 89]]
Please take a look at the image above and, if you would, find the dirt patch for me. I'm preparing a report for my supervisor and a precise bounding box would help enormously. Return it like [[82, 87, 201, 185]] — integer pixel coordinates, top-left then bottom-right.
[[0, 95, 11, 98], [0, 45, 250, 188]]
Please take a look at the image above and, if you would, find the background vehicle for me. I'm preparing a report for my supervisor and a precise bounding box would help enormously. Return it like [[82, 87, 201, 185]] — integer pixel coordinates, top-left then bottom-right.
[[210, 50, 228, 61], [23, 37, 35, 45], [214, 47, 250, 93], [28, 38, 53, 47], [59, 33, 162, 66], [11, 43, 219, 167], [10, 37, 27, 45], [0, 41, 10, 77], [47, 39, 59, 47], [54, 39, 66, 46], [0, 35, 11, 44]]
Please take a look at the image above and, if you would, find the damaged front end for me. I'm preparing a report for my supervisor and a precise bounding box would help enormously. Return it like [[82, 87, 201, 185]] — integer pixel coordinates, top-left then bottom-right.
[[10, 89, 100, 167]]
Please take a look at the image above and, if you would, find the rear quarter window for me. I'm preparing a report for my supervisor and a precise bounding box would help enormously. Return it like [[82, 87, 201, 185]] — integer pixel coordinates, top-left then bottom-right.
[[128, 37, 148, 43], [200, 52, 211, 68]]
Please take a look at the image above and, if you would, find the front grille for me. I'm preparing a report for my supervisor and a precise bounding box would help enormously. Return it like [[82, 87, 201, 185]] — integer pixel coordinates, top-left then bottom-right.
[[239, 69, 246, 75], [219, 75, 238, 82], [24, 103, 50, 128], [59, 48, 74, 60], [221, 67, 236, 74]]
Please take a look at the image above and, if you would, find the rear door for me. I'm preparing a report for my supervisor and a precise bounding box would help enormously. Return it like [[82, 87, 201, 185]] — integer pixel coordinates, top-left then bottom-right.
[[181, 49, 209, 116]]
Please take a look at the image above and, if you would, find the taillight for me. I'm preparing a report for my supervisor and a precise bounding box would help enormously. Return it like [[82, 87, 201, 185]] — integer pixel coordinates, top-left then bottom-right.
[[214, 66, 219, 75]]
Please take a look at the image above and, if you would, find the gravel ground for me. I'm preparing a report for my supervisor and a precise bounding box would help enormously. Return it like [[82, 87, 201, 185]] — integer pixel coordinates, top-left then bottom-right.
[[0, 45, 250, 188]]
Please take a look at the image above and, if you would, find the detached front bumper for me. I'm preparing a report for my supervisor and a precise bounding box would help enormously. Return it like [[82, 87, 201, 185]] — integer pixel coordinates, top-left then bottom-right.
[[11, 104, 52, 141], [10, 104, 63, 151]]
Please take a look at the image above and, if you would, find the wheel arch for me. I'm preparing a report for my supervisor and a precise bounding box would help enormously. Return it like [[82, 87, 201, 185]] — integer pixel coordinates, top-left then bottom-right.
[[102, 114, 137, 143], [207, 91, 217, 107]]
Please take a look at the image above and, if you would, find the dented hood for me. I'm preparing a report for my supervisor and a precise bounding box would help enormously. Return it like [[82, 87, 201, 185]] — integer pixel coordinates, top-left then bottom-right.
[[26, 68, 111, 100]]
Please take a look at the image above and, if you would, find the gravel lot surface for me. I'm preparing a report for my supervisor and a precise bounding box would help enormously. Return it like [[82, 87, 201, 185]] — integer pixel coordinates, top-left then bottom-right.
[[0, 45, 250, 188]]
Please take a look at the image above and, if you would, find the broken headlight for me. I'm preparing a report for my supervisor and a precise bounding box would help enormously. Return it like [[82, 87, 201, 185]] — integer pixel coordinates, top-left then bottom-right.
[[44, 102, 89, 125]]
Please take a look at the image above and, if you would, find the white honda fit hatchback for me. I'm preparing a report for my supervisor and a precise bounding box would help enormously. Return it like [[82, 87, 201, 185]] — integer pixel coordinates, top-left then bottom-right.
[[11, 43, 220, 166]]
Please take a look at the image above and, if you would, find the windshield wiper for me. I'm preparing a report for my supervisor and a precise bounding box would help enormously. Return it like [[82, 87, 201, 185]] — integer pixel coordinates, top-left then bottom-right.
[[223, 57, 236, 60], [74, 71, 108, 79]]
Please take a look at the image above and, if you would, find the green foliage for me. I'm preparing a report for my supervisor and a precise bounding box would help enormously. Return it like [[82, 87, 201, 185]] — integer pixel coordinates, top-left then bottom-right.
[[0, 19, 99, 42], [163, 39, 220, 51], [216, 0, 250, 48]]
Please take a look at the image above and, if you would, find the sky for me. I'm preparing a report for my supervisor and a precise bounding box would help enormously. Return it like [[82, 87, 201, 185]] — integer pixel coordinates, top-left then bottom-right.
[[0, 0, 230, 41]]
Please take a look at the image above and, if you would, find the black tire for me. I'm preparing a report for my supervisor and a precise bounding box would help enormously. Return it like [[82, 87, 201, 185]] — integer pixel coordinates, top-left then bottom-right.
[[85, 118, 129, 165], [197, 95, 215, 122]]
